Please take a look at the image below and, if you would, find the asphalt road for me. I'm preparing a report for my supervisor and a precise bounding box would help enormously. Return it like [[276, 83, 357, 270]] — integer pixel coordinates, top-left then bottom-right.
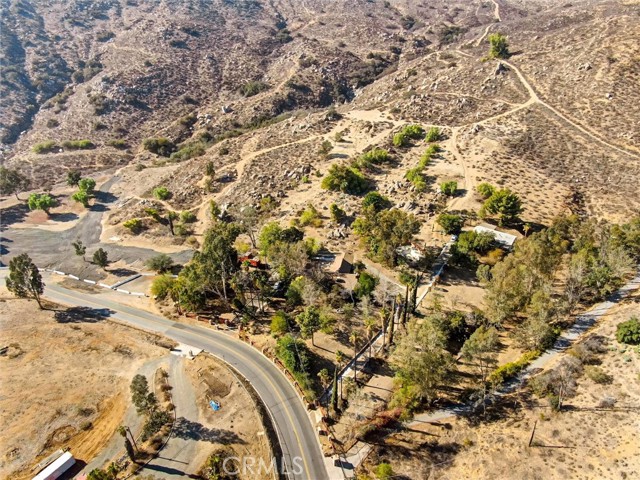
[[42, 281, 329, 480]]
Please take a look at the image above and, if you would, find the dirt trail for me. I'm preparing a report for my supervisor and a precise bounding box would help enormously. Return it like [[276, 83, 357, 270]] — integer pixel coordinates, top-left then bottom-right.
[[502, 60, 640, 159]]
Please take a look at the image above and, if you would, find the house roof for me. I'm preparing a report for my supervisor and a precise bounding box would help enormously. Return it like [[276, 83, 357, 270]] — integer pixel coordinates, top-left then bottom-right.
[[473, 225, 518, 247]]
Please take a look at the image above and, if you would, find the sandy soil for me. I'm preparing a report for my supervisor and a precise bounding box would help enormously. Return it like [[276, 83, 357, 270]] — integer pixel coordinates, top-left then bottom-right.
[[0, 291, 168, 480], [184, 354, 272, 479]]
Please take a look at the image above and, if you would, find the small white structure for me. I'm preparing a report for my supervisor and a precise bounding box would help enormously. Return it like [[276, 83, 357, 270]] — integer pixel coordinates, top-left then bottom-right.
[[32, 451, 75, 480], [474, 225, 518, 249]]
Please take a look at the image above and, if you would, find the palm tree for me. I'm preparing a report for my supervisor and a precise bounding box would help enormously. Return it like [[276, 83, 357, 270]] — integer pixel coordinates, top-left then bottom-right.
[[349, 331, 360, 383], [364, 316, 377, 359]]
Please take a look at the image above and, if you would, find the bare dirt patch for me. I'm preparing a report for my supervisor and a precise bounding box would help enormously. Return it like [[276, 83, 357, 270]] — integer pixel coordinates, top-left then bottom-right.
[[0, 293, 167, 480]]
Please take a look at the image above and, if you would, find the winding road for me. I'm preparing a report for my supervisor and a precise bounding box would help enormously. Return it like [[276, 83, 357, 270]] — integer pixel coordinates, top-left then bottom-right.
[[36, 277, 330, 480]]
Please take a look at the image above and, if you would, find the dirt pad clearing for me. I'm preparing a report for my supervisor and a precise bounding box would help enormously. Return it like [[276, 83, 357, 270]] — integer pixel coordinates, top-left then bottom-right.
[[0, 293, 167, 480]]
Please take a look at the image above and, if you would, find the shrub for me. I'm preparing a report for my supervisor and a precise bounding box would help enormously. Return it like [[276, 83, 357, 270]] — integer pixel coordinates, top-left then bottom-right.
[[584, 366, 613, 384], [298, 205, 323, 227], [393, 132, 409, 147], [151, 274, 175, 300], [46, 119, 59, 128], [616, 317, 640, 345], [180, 211, 197, 223], [123, 218, 143, 234], [321, 164, 369, 194], [375, 462, 394, 480], [357, 148, 391, 168], [146, 254, 174, 273], [329, 203, 346, 223], [440, 181, 457, 196], [488, 32, 509, 59], [153, 186, 171, 200], [270, 311, 289, 337], [476, 182, 496, 199], [107, 139, 127, 149], [240, 80, 270, 97], [489, 351, 539, 387], [405, 167, 427, 192], [62, 139, 94, 150], [143, 137, 176, 157], [170, 142, 206, 161], [394, 124, 425, 147], [362, 191, 392, 212], [425, 126, 441, 142], [419, 144, 439, 168], [33, 141, 58, 154], [437, 213, 463, 234]]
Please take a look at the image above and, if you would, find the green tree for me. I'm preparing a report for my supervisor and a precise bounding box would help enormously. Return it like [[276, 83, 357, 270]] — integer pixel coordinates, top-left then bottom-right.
[[354, 271, 379, 298], [461, 326, 499, 414], [488, 32, 509, 59], [437, 213, 463, 234], [193, 221, 241, 300], [72, 240, 87, 261], [0, 166, 30, 200], [482, 188, 523, 226], [321, 164, 369, 194], [78, 177, 96, 193], [353, 208, 421, 266], [296, 305, 322, 346], [391, 320, 453, 407], [6, 253, 44, 309], [170, 265, 206, 312], [72, 190, 90, 207], [146, 253, 174, 273], [270, 310, 289, 337], [28, 193, 55, 215], [93, 248, 109, 269], [87, 469, 111, 480]]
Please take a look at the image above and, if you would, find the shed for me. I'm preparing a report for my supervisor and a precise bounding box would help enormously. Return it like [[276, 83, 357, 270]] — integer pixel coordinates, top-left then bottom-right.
[[326, 252, 354, 274]]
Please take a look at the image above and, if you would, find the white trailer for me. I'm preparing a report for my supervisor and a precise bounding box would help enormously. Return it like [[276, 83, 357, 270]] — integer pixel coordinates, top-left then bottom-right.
[[32, 451, 75, 480]]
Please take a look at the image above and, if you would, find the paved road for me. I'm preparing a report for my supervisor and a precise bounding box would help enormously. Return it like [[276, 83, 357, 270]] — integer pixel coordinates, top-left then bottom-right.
[[39, 280, 329, 480]]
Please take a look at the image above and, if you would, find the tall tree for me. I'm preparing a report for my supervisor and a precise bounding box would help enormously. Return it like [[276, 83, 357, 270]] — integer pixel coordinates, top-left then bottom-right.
[[196, 221, 241, 300], [460, 326, 500, 415], [72, 240, 87, 261], [6, 253, 44, 309], [296, 305, 322, 346], [390, 320, 453, 406], [93, 248, 109, 269], [0, 166, 30, 200], [28, 193, 55, 215], [349, 331, 360, 383], [482, 188, 523, 226]]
